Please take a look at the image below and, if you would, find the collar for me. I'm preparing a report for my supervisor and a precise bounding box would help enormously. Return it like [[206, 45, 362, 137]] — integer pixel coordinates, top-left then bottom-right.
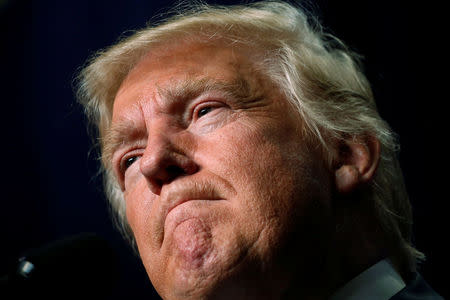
[[329, 259, 406, 300]]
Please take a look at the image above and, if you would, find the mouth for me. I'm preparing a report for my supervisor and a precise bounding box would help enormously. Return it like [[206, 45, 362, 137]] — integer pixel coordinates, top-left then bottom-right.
[[154, 178, 228, 245], [166, 198, 196, 216]]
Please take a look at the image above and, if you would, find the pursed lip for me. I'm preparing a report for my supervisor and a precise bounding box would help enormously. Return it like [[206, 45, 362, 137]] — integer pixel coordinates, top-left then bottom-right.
[[155, 177, 229, 244], [163, 185, 223, 220], [166, 198, 195, 217]]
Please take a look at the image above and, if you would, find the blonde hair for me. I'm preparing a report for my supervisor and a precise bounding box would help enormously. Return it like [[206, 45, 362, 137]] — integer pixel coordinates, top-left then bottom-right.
[[76, 0, 424, 271]]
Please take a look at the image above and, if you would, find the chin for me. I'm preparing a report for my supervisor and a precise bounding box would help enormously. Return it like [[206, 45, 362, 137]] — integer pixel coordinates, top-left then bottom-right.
[[142, 220, 250, 300], [154, 247, 244, 300], [149, 231, 288, 300]]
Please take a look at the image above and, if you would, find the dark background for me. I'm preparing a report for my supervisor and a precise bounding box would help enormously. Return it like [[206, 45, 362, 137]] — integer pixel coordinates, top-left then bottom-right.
[[1, 0, 447, 299]]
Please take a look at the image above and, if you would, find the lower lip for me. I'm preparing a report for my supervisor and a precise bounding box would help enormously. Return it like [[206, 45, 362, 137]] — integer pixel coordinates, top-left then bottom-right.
[[164, 199, 221, 234], [167, 199, 207, 221]]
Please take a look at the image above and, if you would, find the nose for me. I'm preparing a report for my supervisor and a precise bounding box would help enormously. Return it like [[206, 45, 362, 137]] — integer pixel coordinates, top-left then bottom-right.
[[139, 133, 198, 195]]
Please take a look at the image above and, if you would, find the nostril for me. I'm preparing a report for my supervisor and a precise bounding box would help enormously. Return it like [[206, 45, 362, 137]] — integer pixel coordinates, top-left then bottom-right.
[[142, 147, 199, 195], [148, 164, 190, 195], [166, 165, 186, 180]]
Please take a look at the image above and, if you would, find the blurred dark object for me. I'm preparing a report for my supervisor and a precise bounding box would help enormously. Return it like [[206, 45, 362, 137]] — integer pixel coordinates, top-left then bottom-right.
[[1, 233, 117, 300]]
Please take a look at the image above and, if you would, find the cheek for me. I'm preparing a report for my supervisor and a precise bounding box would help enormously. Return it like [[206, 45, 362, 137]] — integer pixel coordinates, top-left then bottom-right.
[[201, 122, 298, 219], [124, 179, 154, 240], [123, 162, 142, 191], [201, 116, 331, 222], [204, 120, 297, 189]]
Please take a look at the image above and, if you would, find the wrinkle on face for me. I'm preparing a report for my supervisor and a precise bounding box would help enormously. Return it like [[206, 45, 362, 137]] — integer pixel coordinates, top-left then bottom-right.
[[110, 40, 333, 300]]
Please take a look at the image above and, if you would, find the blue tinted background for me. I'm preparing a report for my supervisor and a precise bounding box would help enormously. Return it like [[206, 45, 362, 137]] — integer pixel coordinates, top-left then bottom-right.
[[1, 0, 447, 299]]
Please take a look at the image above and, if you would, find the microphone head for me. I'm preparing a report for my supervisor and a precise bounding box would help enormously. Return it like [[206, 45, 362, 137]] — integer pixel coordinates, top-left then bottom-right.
[[8, 233, 118, 299]]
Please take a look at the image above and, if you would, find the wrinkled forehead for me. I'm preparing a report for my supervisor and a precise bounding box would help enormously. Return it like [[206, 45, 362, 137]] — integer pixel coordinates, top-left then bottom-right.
[[111, 39, 273, 121], [119, 40, 259, 92]]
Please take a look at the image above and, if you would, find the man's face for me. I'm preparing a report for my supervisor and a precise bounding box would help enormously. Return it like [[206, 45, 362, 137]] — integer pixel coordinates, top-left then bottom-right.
[[110, 41, 334, 299]]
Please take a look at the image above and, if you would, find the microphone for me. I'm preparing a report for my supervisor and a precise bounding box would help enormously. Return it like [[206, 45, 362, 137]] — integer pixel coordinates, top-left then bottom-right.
[[1, 233, 117, 299]]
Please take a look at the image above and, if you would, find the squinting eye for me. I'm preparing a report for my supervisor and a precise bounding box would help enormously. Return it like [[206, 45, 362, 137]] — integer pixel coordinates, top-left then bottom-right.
[[123, 156, 139, 171], [197, 107, 213, 118]]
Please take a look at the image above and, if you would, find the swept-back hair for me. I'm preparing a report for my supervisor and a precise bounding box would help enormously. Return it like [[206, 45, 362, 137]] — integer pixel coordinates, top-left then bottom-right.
[[76, 0, 424, 272]]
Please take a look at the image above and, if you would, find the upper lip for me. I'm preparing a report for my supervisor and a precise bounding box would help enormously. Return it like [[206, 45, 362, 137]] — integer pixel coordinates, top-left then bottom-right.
[[159, 178, 225, 226]]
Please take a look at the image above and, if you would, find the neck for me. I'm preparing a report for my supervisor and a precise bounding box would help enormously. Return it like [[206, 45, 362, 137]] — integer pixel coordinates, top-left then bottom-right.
[[281, 202, 387, 299]]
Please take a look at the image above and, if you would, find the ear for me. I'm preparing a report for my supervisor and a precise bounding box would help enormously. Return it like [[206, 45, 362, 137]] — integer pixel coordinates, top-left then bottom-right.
[[334, 136, 380, 194]]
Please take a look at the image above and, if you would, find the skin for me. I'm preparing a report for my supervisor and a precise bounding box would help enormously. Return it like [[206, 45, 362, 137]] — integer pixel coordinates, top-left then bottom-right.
[[109, 41, 382, 299]]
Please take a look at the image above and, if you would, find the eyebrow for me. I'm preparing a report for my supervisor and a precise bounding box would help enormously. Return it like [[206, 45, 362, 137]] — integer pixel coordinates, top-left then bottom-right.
[[156, 76, 260, 109], [102, 75, 264, 166], [101, 117, 146, 166]]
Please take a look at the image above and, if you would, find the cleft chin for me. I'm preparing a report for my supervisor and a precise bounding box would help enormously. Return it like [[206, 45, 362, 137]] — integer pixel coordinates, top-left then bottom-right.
[[173, 218, 213, 269]]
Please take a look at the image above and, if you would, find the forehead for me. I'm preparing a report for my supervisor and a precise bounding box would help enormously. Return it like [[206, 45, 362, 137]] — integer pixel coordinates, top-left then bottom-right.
[[112, 41, 258, 119]]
